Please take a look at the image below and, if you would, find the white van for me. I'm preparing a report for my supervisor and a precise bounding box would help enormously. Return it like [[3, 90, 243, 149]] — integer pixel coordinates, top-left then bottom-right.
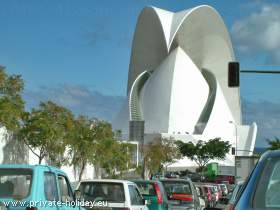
[[76, 179, 149, 210]]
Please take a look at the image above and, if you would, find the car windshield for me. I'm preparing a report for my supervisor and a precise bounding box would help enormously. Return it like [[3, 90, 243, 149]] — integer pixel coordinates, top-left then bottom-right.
[[162, 181, 192, 195], [135, 182, 156, 196], [0, 168, 32, 199], [79, 182, 125, 203]]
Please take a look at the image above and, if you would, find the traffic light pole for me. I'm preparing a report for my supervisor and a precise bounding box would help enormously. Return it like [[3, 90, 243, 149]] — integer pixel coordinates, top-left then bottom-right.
[[241, 70, 280, 74]]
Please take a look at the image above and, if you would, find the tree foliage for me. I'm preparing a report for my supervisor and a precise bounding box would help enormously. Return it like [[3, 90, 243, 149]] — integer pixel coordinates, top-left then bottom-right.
[[96, 139, 135, 178], [0, 66, 25, 131], [267, 138, 280, 150], [20, 101, 74, 166], [177, 138, 231, 170], [68, 116, 98, 180], [143, 137, 181, 177], [71, 119, 115, 180]]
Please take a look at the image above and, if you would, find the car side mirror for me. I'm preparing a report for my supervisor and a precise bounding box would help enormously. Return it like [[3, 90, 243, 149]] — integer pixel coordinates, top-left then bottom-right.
[[74, 189, 82, 201]]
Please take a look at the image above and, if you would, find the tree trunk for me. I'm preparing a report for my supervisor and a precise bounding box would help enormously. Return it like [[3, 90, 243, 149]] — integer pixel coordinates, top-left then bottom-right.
[[39, 156, 43, 164], [141, 157, 146, 179], [79, 161, 86, 181]]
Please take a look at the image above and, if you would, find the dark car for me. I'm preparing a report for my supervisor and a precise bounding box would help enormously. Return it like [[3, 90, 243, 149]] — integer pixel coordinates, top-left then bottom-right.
[[160, 179, 202, 210], [132, 180, 169, 210], [208, 150, 280, 210]]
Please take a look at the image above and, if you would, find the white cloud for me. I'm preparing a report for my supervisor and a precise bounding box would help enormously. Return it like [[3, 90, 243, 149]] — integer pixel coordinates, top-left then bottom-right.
[[23, 84, 125, 122], [232, 4, 280, 63], [242, 99, 280, 147]]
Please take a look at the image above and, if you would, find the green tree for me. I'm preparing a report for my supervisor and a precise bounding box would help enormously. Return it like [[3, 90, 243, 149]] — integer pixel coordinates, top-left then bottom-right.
[[69, 119, 116, 180], [68, 116, 97, 181], [143, 137, 181, 178], [267, 138, 280, 150], [177, 138, 231, 171], [20, 101, 74, 166], [96, 139, 135, 178], [0, 66, 25, 131]]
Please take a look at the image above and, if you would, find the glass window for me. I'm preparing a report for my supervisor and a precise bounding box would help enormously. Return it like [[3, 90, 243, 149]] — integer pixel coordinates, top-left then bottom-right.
[[58, 176, 74, 202], [254, 158, 280, 208], [0, 169, 32, 199], [129, 185, 143, 205], [79, 182, 125, 203], [162, 181, 192, 195], [135, 182, 156, 196], [265, 160, 280, 208], [44, 172, 58, 201]]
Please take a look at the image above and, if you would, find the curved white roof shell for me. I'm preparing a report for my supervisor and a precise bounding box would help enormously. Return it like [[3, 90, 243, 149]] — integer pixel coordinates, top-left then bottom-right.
[[127, 5, 241, 124]]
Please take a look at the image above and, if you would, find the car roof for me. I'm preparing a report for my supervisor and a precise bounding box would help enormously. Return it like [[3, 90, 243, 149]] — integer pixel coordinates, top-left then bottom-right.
[[0, 164, 59, 171], [159, 178, 191, 182], [260, 150, 280, 160], [79, 179, 135, 185], [131, 179, 159, 184]]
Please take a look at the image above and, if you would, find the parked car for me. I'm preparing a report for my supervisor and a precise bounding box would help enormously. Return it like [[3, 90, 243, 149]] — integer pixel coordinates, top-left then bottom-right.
[[225, 181, 243, 210], [204, 185, 219, 204], [0, 164, 83, 210], [213, 184, 223, 200], [194, 186, 205, 210], [76, 179, 149, 210], [181, 173, 205, 182], [194, 184, 215, 208], [206, 150, 280, 210], [160, 179, 202, 210], [218, 183, 228, 196], [165, 172, 180, 179], [132, 180, 168, 210]]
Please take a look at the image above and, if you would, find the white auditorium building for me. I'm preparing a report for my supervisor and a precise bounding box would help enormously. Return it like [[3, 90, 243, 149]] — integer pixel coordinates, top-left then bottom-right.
[[113, 5, 257, 170]]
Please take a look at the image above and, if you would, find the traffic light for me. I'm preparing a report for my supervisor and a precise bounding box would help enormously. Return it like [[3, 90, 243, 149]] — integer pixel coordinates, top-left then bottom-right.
[[231, 147, 236, 155], [228, 62, 240, 87]]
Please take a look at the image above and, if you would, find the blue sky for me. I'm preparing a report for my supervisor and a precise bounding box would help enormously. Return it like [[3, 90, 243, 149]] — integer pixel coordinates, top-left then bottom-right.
[[0, 0, 280, 147]]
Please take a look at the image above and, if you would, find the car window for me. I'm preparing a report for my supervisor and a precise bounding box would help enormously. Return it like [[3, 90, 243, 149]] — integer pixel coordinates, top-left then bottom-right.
[[0, 169, 32, 199], [265, 160, 280, 208], [58, 175, 74, 202], [129, 185, 143, 205], [79, 182, 125, 203], [135, 182, 156, 196], [162, 181, 192, 195], [254, 157, 280, 208], [44, 172, 59, 201]]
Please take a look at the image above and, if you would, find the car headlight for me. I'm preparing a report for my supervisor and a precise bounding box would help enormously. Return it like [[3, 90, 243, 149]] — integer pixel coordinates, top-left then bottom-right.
[[0, 202, 8, 210]]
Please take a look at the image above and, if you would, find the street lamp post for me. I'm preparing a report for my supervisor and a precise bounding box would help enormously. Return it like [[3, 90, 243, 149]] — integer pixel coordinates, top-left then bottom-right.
[[229, 121, 238, 184], [229, 121, 238, 156]]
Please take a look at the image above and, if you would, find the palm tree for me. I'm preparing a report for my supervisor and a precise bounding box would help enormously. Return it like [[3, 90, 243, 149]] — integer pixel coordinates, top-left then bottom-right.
[[267, 138, 280, 150]]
